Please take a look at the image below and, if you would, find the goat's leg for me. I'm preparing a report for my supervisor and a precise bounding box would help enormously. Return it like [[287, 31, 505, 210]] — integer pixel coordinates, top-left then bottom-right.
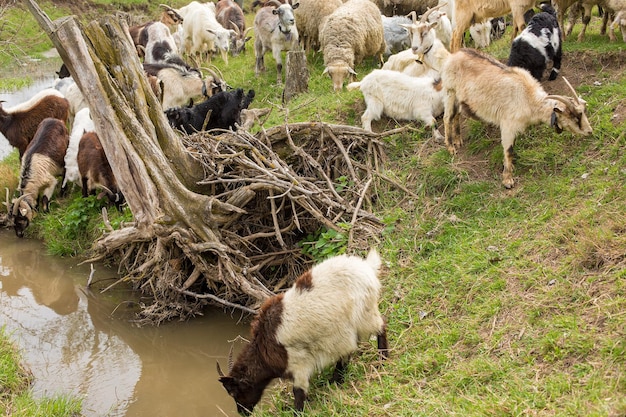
[[291, 368, 311, 412], [443, 90, 458, 154], [331, 358, 349, 383], [500, 127, 518, 189], [377, 318, 389, 360], [577, 4, 593, 41]]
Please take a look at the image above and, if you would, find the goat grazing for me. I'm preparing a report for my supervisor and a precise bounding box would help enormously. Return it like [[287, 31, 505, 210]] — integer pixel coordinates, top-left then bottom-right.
[[165, 88, 255, 133], [347, 69, 444, 138], [218, 249, 389, 415], [11, 118, 69, 237], [450, 0, 536, 52], [320, 0, 386, 91], [178, 1, 234, 64], [0, 89, 69, 158], [77, 131, 124, 211], [508, 3, 562, 81], [216, 0, 252, 56], [63, 107, 95, 189], [253, 0, 300, 85], [441, 48, 593, 188]]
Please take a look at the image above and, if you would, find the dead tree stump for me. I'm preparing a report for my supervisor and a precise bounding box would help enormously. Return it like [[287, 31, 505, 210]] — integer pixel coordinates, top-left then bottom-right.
[[283, 50, 309, 103]]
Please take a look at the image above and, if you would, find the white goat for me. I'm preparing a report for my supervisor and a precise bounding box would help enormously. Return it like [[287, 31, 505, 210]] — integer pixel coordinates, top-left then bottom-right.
[[218, 249, 388, 415], [441, 49, 593, 188], [469, 19, 493, 48], [178, 1, 234, 64], [63, 107, 95, 188], [253, 0, 300, 85], [347, 69, 444, 138], [383, 48, 431, 77]]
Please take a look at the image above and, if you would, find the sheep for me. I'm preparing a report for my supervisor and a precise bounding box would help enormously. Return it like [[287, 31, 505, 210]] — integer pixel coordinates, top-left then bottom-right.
[[217, 249, 389, 415], [0, 89, 70, 158], [178, 1, 235, 64], [370, 0, 439, 16], [77, 131, 124, 211], [441, 48, 593, 188], [216, 0, 253, 56], [63, 107, 95, 189], [164, 88, 255, 134], [253, 0, 300, 85], [450, 0, 536, 52], [347, 69, 445, 138], [294, 0, 343, 53], [11, 118, 69, 237], [320, 0, 386, 91], [508, 3, 562, 81], [382, 15, 413, 57], [143, 63, 227, 110]]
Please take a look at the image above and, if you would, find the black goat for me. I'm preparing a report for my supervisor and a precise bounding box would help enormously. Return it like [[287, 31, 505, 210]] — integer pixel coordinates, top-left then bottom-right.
[[165, 88, 255, 134], [508, 3, 562, 81]]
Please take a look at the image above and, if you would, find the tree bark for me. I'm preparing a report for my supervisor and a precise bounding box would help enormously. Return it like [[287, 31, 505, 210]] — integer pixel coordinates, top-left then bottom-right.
[[283, 50, 309, 104]]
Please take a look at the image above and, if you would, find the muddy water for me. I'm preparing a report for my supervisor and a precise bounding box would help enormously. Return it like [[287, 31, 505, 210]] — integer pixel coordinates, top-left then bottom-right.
[[0, 230, 249, 417]]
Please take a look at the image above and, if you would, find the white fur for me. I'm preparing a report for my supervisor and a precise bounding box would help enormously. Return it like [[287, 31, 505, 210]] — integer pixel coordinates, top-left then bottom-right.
[[144, 21, 179, 64], [5, 88, 64, 112], [469, 19, 492, 48], [63, 108, 95, 188], [347, 69, 444, 138], [178, 1, 233, 63], [276, 249, 384, 393]]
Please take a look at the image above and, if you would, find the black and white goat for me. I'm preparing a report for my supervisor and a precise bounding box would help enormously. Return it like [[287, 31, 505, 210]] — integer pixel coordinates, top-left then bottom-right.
[[11, 118, 69, 237], [218, 249, 389, 415], [508, 3, 563, 81], [441, 48, 593, 188], [0, 89, 69, 158], [165, 88, 254, 134]]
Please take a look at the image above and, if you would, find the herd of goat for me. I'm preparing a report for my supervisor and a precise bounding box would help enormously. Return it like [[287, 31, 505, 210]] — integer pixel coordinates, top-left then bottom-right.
[[0, 0, 620, 411]]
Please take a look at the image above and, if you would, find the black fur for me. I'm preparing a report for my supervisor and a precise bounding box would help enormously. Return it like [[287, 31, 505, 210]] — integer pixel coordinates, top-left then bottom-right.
[[508, 4, 562, 81], [165, 88, 255, 133]]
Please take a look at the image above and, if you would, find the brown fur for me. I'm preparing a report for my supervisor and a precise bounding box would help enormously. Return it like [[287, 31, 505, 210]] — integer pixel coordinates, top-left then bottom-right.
[[77, 132, 120, 203], [0, 95, 69, 157], [294, 270, 313, 291]]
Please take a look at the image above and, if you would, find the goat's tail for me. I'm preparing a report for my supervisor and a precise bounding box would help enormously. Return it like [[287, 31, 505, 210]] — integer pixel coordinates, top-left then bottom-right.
[[346, 82, 361, 91], [366, 248, 382, 273]]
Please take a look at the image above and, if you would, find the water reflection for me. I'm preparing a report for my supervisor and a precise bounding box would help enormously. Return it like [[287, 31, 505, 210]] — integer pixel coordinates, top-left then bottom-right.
[[0, 230, 247, 416]]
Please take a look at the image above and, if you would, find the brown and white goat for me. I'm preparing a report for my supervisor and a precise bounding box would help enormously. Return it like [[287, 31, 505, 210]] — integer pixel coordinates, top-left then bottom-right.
[[441, 48, 593, 188], [216, 0, 253, 56], [77, 131, 124, 211], [0, 89, 69, 158], [11, 118, 69, 237], [218, 249, 389, 415], [450, 0, 536, 52]]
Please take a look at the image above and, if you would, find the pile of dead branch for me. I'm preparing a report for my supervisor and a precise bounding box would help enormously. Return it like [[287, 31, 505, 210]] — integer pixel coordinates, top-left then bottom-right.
[[91, 122, 404, 324]]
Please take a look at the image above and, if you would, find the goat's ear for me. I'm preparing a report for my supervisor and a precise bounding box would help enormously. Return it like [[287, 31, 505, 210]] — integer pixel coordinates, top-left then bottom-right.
[[551, 110, 563, 133], [291, 2, 299, 9], [322, 67, 329, 75]]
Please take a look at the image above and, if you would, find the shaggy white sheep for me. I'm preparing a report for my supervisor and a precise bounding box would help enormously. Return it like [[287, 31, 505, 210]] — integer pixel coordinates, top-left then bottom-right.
[[294, 0, 343, 53]]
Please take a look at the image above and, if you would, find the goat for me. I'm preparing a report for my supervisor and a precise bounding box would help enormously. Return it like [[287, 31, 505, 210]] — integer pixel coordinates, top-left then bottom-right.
[[403, 5, 451, 74], [77, 131, 124, 211], [178, 1, 235, 64], [425, 8, 453, 49], [63, 107, 95, 189], [217, 249, 389, 415], [0, 89, 70, 158], [216, 0, 252, 56], [469, 19, 493, 48], [11, 118, 69, 237], [508, 3, 562, 81], [129, 4, 184, 58], [165, 88, 255, 134], [143, 63, 226, 110], [450, 0, 536, 52], [347, 69, 444, 139], [253, 0, 300, 85], [320, 0, 386, 91], [441, 48, 593, 188]]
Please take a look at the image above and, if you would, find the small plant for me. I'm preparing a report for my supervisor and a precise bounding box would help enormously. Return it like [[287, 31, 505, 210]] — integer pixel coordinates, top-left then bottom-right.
[[300, 223, 350, 261]]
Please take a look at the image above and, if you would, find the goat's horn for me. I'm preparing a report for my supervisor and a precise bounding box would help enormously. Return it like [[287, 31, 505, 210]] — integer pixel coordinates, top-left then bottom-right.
[[267, 0, 282, 8], [420, 3, 447, 23], [546, 94, 577, 114], [561, 77, 581, 104], [229, 20, 241, 34], [11, 193, 30, 217], [227, 344, 234, 373], [159, 4, 183, 22], [407, 11, 417, 23], [216, 361, 226, 377]]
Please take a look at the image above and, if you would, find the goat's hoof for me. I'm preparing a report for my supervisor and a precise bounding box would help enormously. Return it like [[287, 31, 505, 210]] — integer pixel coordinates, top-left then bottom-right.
[[502, 179, 515, 189]]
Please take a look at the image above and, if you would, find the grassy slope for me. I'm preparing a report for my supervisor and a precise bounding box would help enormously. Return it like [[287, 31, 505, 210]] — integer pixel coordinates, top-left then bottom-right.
[[0, 1, 624, 416]]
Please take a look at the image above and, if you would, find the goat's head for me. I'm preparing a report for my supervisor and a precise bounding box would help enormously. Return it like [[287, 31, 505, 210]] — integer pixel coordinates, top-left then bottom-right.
[[229, 23, 253, 56], [10, 193, 35, 238], [547, 78, 593, 136], [207, 28, 232, 53], [269, 1, 299, 35], [403, 3, 446, 58], [323, 63, 357, 92], [217, 346, 263, 416], [159, 4, 184, 25]]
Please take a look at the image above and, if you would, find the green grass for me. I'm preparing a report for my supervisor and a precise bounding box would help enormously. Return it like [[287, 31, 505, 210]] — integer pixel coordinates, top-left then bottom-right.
[[0, 1, 625, 416], [0, 327, 82, 417]]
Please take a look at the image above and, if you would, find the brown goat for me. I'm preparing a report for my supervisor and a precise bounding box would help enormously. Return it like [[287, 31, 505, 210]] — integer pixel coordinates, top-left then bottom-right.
[[77, 132, 124, 210], [0, 89, 69, 157]]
